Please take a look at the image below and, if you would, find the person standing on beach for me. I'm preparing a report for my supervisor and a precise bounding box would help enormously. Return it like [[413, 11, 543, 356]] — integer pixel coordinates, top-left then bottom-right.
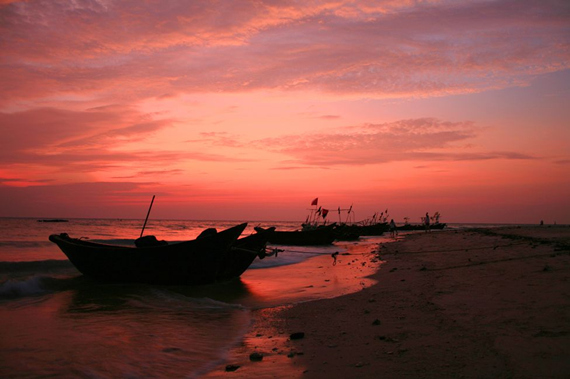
[[389, 219, 398, 238], [425, 212, 430, 232]]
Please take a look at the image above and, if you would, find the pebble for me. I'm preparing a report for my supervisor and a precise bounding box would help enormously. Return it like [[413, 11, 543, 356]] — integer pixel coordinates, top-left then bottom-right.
[[249, 352, 263, 361], [290, 332, 305, 340], [225, 364, 240, 372]]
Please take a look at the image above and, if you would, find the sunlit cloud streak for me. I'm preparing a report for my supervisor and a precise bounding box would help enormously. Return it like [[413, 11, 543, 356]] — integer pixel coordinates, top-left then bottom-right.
[[0, 105, 250, 181], [0, 177, 53, 184], [253, 118, 537, 166]]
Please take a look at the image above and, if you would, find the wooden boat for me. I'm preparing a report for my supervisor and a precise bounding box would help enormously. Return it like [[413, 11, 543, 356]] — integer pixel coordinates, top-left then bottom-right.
[[254, 225, 335, 246], [49, 223, 248, 285], [339, 222, 389, 236], [330, 224, 361, 241], [216, 227, 275, 281], [302, 222, 360, 241]]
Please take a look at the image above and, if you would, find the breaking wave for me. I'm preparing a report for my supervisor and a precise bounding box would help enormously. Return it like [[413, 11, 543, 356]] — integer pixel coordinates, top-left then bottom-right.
[[0, 276, 51, 298]]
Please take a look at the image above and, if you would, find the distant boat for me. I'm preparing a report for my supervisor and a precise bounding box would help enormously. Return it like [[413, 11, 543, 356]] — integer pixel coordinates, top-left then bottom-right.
[[397, 223, 447, 231], [38, 219, 69, 223], [342, 222, 389, 236], [255, 225, 336, 246], [49, 223, 272, 285], [329, 224, 361, 241], [302, 222, 360, 241]]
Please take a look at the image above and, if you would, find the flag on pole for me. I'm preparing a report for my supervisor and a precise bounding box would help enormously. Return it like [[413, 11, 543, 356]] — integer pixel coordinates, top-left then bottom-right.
[[322, 209, 329, 218], [311, 197, 318, 206]]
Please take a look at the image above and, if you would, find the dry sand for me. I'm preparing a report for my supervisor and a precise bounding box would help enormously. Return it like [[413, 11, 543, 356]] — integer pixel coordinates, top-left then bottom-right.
[[206, 226, 570, 378]]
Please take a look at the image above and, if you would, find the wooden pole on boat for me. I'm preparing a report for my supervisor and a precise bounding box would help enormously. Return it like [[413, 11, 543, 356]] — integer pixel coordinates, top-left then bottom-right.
[[140, 195, 155, 238]]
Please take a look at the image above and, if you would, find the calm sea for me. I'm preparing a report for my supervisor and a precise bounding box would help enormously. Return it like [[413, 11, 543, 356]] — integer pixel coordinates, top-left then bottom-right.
[[0, 218, 396, 378]]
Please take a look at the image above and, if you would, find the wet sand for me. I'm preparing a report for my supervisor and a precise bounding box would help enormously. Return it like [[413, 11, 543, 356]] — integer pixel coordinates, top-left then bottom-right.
[[206, 226, 570, 378]]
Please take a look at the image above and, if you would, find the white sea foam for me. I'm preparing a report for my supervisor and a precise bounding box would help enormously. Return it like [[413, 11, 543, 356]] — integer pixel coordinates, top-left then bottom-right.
[[0, 276, 49, 298]]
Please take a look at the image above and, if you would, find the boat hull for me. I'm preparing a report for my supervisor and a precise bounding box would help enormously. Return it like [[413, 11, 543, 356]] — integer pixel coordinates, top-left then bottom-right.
[[217, 227, 274, 281], [256, 226, 335, 246], [341, 223, 389, 236]]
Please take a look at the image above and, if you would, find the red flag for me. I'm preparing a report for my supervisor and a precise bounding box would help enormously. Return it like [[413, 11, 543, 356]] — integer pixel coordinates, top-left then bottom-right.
[[311, 197, 318, 206], [322, 209, 329, 218]]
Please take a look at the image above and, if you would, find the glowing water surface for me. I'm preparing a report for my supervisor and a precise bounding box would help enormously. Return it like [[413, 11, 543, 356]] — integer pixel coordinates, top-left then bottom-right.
[[0, 218, 385, 378]]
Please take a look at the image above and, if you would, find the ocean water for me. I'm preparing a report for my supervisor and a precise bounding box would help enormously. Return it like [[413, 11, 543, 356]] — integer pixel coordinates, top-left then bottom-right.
[[0, 218, 389, 378]]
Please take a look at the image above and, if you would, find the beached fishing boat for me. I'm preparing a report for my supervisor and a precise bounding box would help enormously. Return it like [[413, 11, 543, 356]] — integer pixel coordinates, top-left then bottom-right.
[[216, 227, 275, 281], [254, 225, 336, 246], [301, 202, 360, 241], [49, 223, 249, 285], [299, 205, 387, 237], [342, 222, 389, 236], [302, 223, 361, 241]]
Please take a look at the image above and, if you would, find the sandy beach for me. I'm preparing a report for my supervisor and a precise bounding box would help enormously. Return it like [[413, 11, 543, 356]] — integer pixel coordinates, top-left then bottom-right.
[[206, 226, 570, 378]]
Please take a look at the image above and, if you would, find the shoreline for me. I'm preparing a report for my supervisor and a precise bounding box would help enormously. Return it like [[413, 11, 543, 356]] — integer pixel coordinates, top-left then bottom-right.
[[206, 226, 570, 378]]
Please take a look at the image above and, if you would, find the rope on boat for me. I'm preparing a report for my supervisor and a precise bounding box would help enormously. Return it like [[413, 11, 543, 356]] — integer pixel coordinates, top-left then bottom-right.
[[231, 247, 263, 255], [266, 246, 378, 265], [274, 247, 375, 256], [263, 247, 283, 257], [230, 246, 285, 259]]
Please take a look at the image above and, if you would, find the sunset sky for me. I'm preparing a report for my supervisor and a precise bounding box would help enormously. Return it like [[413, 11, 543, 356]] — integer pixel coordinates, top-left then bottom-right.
[[1, 0, 569, 224]]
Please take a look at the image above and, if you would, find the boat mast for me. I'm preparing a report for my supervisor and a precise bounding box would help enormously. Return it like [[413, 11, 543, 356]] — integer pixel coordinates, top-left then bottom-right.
[[140, 195, 155, 238]]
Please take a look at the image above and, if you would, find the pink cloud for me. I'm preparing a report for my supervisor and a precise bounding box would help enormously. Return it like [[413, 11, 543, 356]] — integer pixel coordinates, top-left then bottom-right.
[[190, 132, 246, 148], [0, 105, 248, 184], [253, 118, 538, 166], [183, 116, 539, 167], [0, 105, 168, 157], [1, 0, 568, 107]]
